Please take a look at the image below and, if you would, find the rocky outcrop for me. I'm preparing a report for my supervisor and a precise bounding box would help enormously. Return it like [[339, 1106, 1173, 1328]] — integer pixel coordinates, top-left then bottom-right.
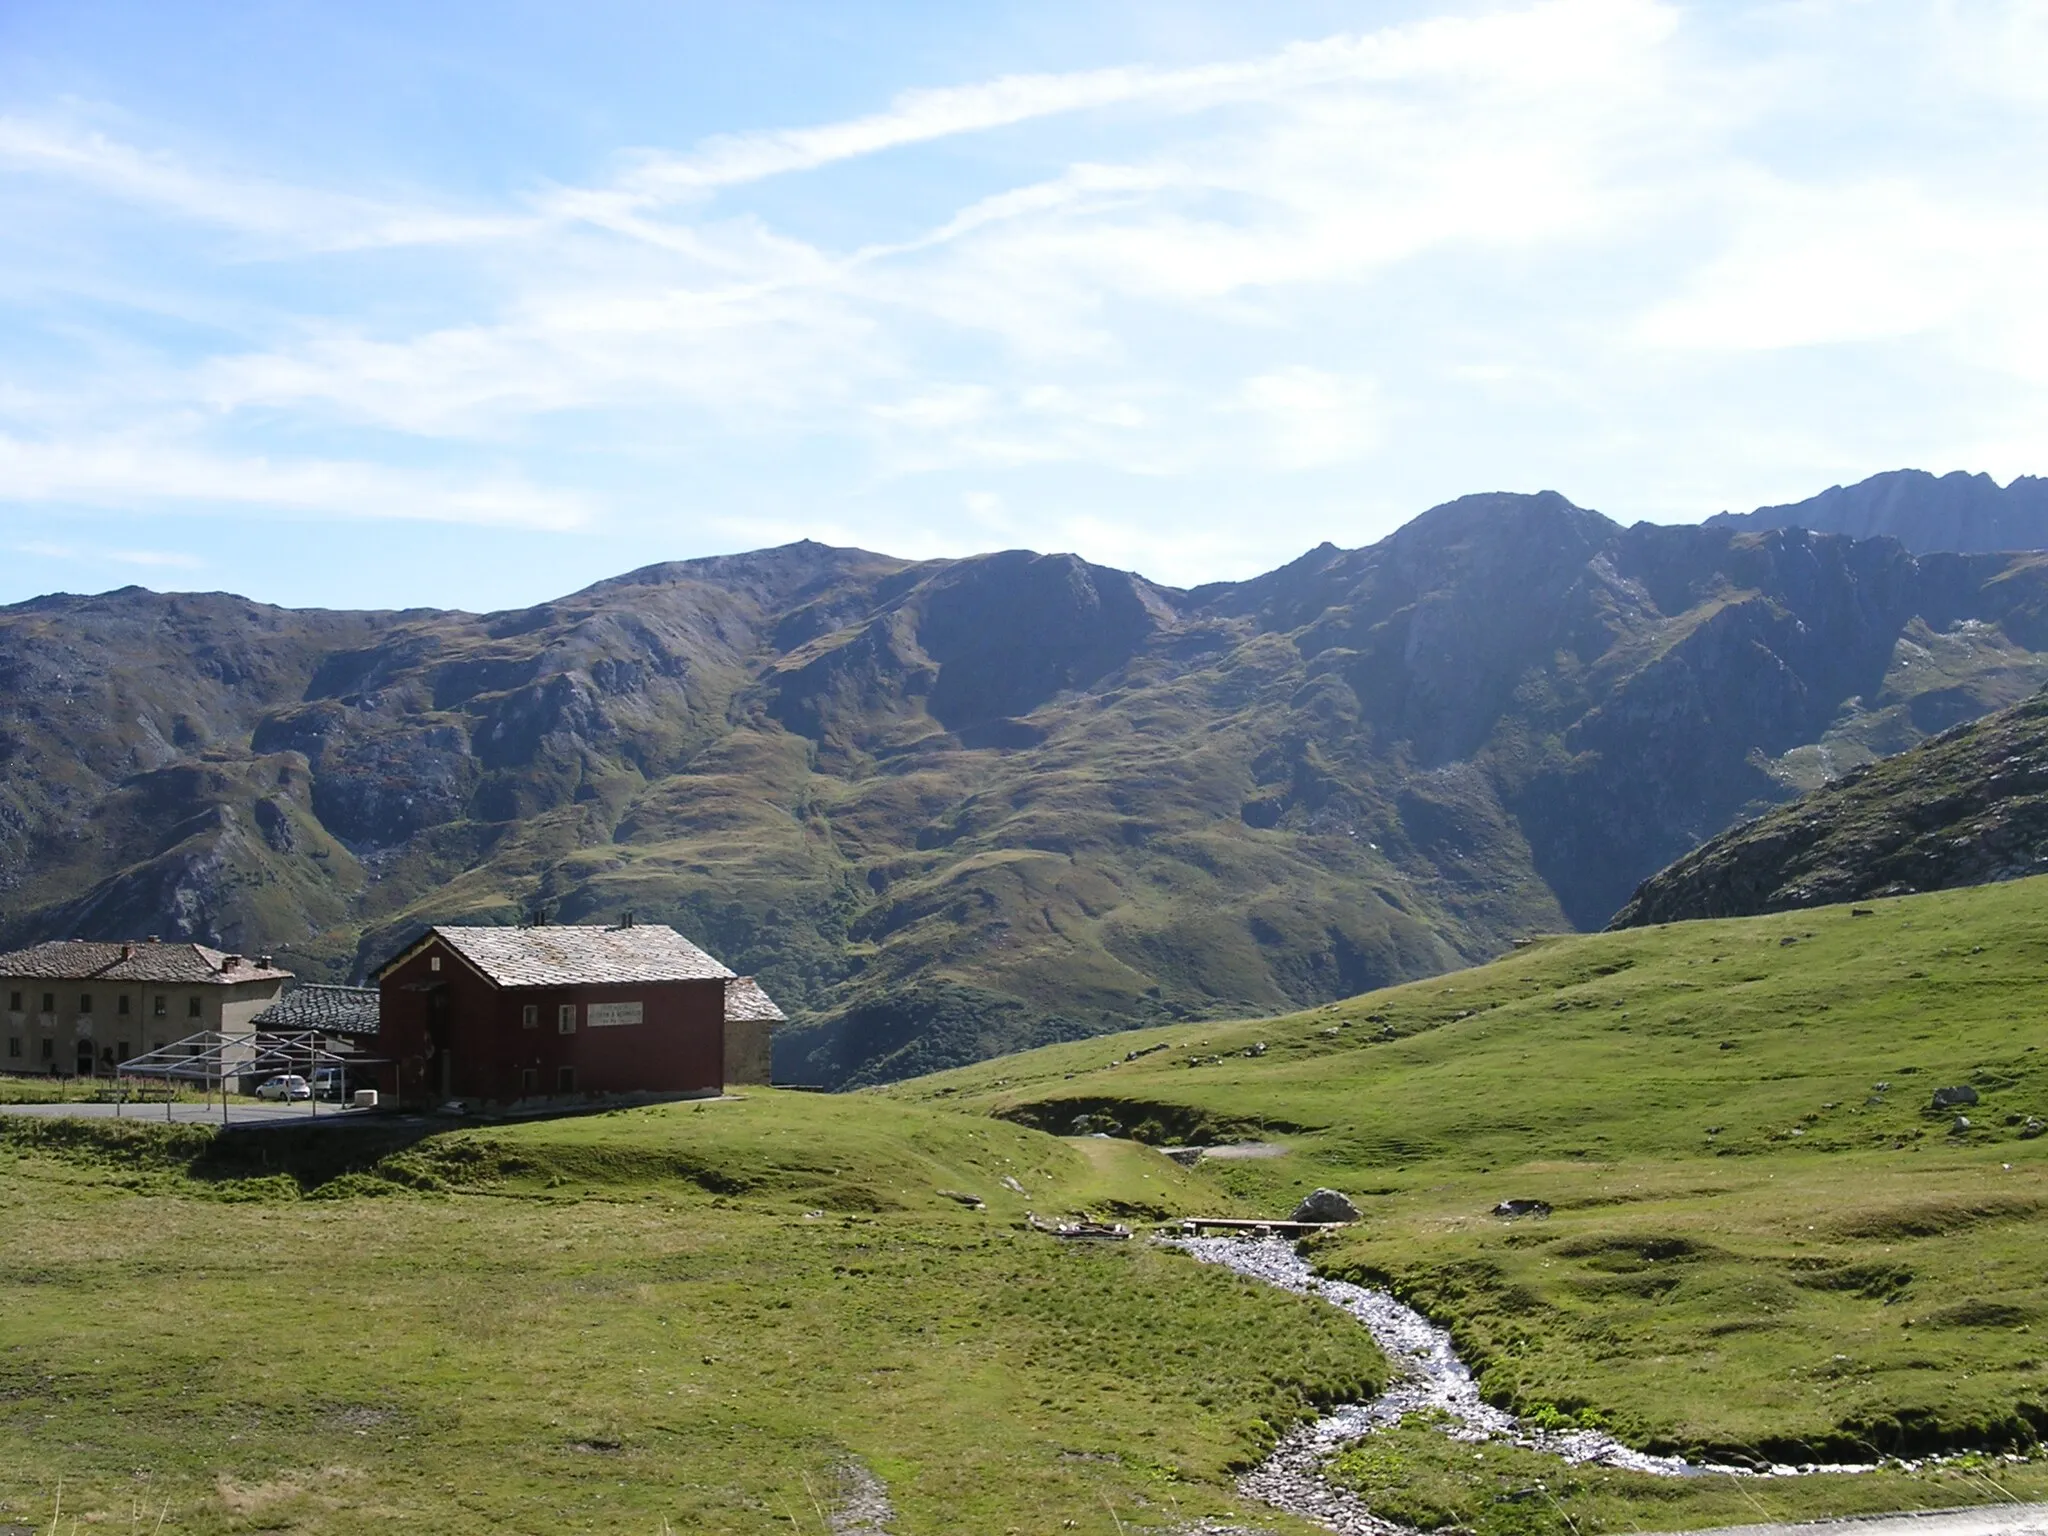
[[1611, 689, 2048, 927]]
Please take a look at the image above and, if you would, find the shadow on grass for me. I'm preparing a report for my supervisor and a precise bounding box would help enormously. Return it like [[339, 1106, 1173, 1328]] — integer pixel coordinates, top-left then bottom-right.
[[0, 1112, 452, 1196]]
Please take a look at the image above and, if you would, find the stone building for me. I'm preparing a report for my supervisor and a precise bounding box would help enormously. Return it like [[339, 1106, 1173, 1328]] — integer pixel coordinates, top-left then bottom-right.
[[722, 976, 783, 1086], [0, 940, 293, 1077]]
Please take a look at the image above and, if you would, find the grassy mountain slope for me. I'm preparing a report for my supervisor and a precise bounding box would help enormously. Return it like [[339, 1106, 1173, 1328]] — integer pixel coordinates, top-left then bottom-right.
[[10, 490, 2048, 1085], [1612, 687, 2048, 926], [889, 875, 2048, 1465]]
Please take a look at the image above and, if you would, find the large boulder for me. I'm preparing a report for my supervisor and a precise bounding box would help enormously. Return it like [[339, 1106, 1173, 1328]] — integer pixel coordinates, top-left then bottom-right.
[[1291, 1188, 1361, 1223], [1932, 1085, 1980, 1109]]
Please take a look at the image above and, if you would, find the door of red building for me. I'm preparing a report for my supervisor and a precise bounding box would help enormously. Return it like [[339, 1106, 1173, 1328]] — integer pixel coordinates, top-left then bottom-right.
[[427, 986, 452, 1099]]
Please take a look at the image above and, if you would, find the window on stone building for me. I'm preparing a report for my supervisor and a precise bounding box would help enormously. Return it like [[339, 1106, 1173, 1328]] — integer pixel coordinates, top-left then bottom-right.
[[7, 1037, 18, 1058], [558, 1004, 576, 1034], [79, 994, 92, 1014], [41, 1038, 54, 1060], [522, 1004, 538, 1029], [521, 1067, 539, 1093], [41, 993, 54, 1015], [116, 1041, 129, 1062], [557, 1066, 575, 1092], [187, 997, 202, 1019], [118, 995, 131, 1015], [153, 995, 167, 1017], [7, 991, 19, 1012]]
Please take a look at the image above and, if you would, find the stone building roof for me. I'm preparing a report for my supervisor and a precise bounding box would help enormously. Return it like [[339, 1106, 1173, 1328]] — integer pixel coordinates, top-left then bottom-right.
[[254, 984, 381, 1036], [0, 939, 293, 986], [387, 924, 735, 989], [724, 976, 786, 1024]]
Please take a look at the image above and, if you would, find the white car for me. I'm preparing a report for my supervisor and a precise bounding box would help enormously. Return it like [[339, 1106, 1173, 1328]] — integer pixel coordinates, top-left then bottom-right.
[[255, 1074, 311, 1102]]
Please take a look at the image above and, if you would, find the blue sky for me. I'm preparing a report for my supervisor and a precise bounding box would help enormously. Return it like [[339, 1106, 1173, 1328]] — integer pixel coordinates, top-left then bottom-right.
[[2, 0, 2044, 611]]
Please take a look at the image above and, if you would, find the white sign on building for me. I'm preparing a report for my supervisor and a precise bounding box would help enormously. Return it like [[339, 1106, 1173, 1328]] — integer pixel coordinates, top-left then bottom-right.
[[586, 1001, 644, 1028]]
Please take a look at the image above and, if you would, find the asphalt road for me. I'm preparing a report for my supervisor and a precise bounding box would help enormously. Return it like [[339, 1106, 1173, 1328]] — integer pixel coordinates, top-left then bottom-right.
[[0, 1097, 379, 1128]]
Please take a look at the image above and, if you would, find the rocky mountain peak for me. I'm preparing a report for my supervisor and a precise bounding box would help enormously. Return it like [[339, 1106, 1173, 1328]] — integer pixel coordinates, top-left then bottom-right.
[[1711, 468, 2048, 554]]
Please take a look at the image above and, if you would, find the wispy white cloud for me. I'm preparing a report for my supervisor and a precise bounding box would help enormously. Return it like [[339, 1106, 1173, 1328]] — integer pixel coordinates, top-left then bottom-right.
[[174, 0, 1695, 457], [16, 540, 205, 569], [1636, 177, 2048, 353], [0, 117, 532, 251], [2, 0, 2046, 586], [0, 434, 589, 529], [1227, 367, 1382, 469], [601, 0, 1675, 201]]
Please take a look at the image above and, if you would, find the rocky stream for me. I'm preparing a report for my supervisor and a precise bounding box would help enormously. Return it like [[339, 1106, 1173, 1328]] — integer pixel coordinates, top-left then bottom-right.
[[1170, 1236, 1921, 1536]]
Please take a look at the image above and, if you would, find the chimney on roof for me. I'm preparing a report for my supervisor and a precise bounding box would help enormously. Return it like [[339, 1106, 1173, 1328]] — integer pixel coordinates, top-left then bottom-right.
[[121, 943, 133, 960], [619, 910, 634, 929], [147, 935, 159, 944], [223, 955, 241, 970], [259, 954, 274, 968]]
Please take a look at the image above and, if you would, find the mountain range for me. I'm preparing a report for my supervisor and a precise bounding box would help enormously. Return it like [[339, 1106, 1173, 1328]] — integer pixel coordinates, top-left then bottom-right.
[[5, 469, 2047, 1085]]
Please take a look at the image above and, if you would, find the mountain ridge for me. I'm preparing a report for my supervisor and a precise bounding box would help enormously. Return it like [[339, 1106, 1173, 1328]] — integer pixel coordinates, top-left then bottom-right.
[[1710, 469, 2048, 553], [7, 475, 2048, 1085]]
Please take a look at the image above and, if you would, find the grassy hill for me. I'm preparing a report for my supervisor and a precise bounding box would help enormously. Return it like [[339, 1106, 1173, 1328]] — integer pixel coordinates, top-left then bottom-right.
[[9, 879, 2048, 1532], [889, 876, 2048, 1471], [0, 1094, 1385, 1535], [12, 483, 2048, 1086]]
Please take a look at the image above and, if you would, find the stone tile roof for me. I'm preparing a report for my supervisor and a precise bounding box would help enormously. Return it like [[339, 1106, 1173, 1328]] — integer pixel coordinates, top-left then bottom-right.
[[254, 984, 381, 1035], [724, 976, 786, 1024], [410, 924, 735, 988], [0, 939, 293, 986]]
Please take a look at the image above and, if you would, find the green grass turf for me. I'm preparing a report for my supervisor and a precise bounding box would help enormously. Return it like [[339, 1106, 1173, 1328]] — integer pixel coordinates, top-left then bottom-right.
[[0, 1091, 1381, 1535], [15, 878, 2048, 1531], [888, 877, 2048, 1478], [1323, 1413, 2048, 1536]]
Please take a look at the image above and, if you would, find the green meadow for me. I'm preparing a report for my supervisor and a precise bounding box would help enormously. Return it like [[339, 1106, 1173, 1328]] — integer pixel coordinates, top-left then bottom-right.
[[889, 876, 2048, 1524], [0, 1094, 1381, 1535], [10, 877, 2048, 1532]]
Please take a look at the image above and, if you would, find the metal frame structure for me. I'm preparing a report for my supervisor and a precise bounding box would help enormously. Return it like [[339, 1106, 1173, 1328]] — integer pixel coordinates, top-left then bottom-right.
[[115, 1031, 385, 1125]]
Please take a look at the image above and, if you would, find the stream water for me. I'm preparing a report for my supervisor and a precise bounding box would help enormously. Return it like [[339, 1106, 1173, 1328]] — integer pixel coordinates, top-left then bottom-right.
[[1169, 1235, 1907, 1536]]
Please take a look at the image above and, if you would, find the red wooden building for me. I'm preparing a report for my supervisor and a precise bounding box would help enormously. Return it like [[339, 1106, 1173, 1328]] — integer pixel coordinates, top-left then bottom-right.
[[376, 921, 762, 1107]]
